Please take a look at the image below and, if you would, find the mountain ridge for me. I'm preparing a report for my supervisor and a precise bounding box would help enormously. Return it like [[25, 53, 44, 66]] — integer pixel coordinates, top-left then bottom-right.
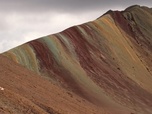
[[1, 5, 152, 114]]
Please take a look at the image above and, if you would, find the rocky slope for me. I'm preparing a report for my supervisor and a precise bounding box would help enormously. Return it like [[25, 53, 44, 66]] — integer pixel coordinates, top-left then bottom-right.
[[1, 5, 152, 114], [0, 55, 107, 114]]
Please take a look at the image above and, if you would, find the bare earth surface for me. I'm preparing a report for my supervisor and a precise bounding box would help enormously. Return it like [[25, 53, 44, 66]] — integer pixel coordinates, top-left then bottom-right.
[[0, 55, 132, 114], [1, 5, 152, 114]]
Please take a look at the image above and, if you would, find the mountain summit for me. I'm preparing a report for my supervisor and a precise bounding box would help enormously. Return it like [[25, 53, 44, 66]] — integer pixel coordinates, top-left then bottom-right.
[[1, 5, 152, 114]]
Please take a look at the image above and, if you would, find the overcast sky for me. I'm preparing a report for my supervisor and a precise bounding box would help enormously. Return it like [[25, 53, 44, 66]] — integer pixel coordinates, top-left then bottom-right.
[[0, 0, 152, 52]]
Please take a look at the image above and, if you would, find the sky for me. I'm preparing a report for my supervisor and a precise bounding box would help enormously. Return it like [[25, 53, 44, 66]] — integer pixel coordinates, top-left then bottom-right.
[[0, 0, 152, 52]]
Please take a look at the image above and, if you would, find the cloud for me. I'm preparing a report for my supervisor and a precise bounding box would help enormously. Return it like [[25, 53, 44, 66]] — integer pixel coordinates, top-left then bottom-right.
[[0, 0, 151, 13]]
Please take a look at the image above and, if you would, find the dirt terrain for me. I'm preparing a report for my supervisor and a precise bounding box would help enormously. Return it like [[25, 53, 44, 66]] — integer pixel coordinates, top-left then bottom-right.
[[0, 55, 133, 114], [1, 5, 152, 114]]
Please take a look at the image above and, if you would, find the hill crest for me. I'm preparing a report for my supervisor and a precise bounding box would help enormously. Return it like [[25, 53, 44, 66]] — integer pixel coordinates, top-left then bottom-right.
[[1, 5, 152, 114]]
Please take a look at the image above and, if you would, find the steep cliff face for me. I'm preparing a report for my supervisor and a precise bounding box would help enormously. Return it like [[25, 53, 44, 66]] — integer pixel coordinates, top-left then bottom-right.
[[2, 5, 152, 114]]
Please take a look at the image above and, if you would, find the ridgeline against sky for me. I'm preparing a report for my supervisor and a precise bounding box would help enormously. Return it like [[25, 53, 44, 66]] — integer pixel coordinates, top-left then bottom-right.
[[0, 0, 152, 52], [1, 5, 152, 114]]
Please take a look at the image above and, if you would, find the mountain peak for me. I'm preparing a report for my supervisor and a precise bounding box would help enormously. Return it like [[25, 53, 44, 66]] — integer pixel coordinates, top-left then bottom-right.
[[97, 5, 147, 20], [124, 5, 152, 13], [125, 4, 141, 10]]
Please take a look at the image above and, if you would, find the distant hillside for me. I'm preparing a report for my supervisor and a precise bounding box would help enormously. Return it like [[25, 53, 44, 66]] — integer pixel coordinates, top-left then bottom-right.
[[2, 5, 152, 114]]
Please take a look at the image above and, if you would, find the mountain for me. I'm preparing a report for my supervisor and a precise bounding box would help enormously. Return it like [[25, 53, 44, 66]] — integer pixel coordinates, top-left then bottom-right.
[[1, 5, 152, 114]]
